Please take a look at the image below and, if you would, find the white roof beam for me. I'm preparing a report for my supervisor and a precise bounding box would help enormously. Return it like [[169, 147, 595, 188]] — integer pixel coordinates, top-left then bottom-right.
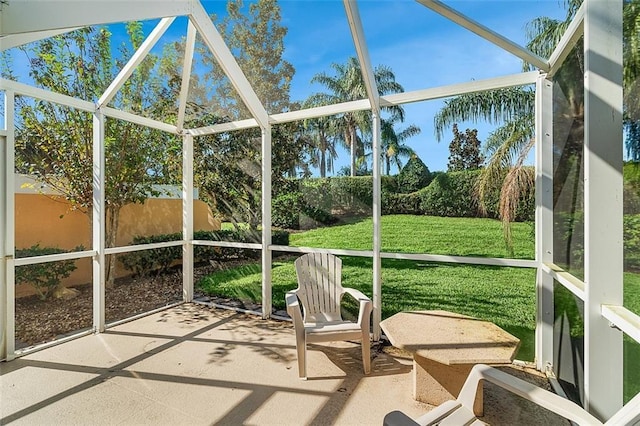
[[382, 71, 539, 105], [1, 28, 81, 51], [188, 1, 269, 128], [187, 71, 536, 137], [189, 118, 259, 137], [416, 0, 550, 72], [343, 0, 380, 112], [272, 99, 371, 124], [0, 78, 95, 112], [176, 21, 197, 132], [0, 1, 192, 36], [547, 2, 585, 78], [188, 99, 371, 136], [101, 106, 178, 134], [98, 17, 175, 108]]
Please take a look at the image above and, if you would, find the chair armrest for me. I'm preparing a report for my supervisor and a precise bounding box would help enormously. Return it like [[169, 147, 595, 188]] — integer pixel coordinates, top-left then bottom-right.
[[383, 401, 462, 426], [285, 291, 304, 328], [459, 364, 603, 425], [343, 287, 372, 328], [383, 410, 419, 426]]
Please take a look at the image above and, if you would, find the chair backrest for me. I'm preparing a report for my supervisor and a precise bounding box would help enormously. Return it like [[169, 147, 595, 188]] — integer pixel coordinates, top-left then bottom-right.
[[294, 253, 344, 323]]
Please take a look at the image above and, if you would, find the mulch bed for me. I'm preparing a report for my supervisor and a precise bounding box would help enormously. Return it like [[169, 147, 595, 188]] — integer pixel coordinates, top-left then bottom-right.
[[14, 263, 262, 349]]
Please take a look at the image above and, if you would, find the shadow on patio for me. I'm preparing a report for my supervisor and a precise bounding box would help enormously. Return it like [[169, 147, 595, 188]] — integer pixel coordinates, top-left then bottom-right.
[[1, 304, 426, 425]]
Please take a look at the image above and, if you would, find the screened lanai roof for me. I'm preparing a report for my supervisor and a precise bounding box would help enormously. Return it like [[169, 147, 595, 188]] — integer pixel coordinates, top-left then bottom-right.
[[1, 0, 639, 423], [0, 0, 563, 150]]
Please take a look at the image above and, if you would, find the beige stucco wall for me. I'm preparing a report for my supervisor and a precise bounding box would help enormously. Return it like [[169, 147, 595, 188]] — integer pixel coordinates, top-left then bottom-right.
[[15, 194, 220, 297]]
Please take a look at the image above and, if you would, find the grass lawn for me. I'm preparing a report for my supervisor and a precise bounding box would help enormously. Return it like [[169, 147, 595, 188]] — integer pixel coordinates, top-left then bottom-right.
[[624, 272, 640, 402], [289, 215, 535, 259], [200, 214, 640, 398], [200, 215, 538, 360]]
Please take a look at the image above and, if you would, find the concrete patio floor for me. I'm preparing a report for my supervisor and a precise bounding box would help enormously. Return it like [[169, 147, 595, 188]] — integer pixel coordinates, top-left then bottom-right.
[[1, 304, 567, 425]]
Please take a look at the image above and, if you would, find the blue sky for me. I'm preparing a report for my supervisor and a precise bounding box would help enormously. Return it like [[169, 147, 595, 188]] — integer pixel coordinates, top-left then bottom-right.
[[207, 0, 568, 174], [276, 0, 568, 174], [3, 0, 569, 174]]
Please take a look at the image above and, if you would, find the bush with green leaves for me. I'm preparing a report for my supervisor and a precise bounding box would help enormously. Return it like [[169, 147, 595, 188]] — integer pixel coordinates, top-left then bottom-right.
[[272, 192, 302, 229], [624, 215, 640, 271], [274, 172, 535, 225], [15, 244, 80, 300], [119, 229, 290, 277], [397, 155, 431, 193], [419, 170, 480, 217]]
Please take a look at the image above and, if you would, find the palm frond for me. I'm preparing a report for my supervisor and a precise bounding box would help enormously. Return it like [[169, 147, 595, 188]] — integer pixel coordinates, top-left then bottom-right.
[[434, 88, 534, 141]]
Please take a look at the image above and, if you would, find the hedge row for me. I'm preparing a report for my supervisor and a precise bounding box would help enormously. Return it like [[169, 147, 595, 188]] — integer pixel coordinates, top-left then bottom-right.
[[273, 170, 536, 229], [119, 229, 289, 277]]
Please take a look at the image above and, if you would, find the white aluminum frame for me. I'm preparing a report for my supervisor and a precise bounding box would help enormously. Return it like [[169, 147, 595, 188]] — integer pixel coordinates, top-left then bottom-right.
[[344, 0, 383, 340], [583, 0, 624, 417], [183, 133, 194, 303], [98, 17, 176, 108], [0, 3, 638, 422], [92, 109, 106, 333], [535, 75, 554, 372], [1, 90, 16, 361]]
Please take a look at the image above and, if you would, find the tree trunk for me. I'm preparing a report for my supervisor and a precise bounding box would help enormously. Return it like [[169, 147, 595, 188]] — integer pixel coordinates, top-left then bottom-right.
[[105, 206, 121, 288], [350, 126, 357, 176], [320, 149, 326, 178]]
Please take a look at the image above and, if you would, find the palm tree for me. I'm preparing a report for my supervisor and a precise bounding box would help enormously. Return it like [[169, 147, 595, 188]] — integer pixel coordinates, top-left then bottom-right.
[[301, 97, 339, 177], [303, 115, 339, 177], [433, 0, 590, 253], [366, 116, 421, 175], [309, 57, 406, 176]]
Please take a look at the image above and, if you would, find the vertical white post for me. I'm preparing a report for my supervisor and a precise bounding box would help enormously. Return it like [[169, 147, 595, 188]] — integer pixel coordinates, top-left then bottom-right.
[[0, 131, 6, 361], [535, 76, 554, 371], [372, 112, 382, 341], [1, 90, 15, 360], [182, 133, 194, 302], [92, 109, 106, 332], [261, 125, 272, 319], [583, 0, 623, 419]]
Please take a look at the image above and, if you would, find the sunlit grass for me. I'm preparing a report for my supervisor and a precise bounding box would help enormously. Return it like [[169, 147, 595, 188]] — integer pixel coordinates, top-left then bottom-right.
[[290, 215, 534, 259], [200, 215, 537, 359]]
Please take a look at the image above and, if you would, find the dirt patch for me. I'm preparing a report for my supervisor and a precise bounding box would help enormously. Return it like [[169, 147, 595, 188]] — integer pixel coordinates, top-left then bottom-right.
[[14, 264, 243, 349]]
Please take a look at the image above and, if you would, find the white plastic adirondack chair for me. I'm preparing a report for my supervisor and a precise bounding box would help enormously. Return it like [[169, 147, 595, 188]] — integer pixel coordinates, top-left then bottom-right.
[[286, 252, 373, 379], [383, 364, 640, 426]]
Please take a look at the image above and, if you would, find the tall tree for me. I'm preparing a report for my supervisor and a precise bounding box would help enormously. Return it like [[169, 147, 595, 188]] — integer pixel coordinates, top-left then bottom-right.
[[432, 0, 617, 253], [192, 0, 308, 228], [4, 24, 176, 287], [309, 57, 406, 176], [447, 124, 484, 172], [202, 0, 295, 118], [375, 116, 420, 175], [301, 97, 339, 178]]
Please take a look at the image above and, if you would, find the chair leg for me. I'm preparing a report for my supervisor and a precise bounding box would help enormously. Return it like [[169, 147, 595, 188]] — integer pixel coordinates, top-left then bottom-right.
[[296, 334, 307, 379], [362, 333, 371, 374]]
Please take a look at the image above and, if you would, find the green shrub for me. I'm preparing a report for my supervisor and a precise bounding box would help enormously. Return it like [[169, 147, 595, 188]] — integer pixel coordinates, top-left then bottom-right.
[[397, 155, 431, 193], [15, 245, 80, 300], [419, 170, 480, 217], [625, 215, 640, 270], [118, 234, 182, 277], [329, 176, 373, 215], [382, 192, 421, 215], [120, 229, 290, 277], [272, 192, 302, 229]]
